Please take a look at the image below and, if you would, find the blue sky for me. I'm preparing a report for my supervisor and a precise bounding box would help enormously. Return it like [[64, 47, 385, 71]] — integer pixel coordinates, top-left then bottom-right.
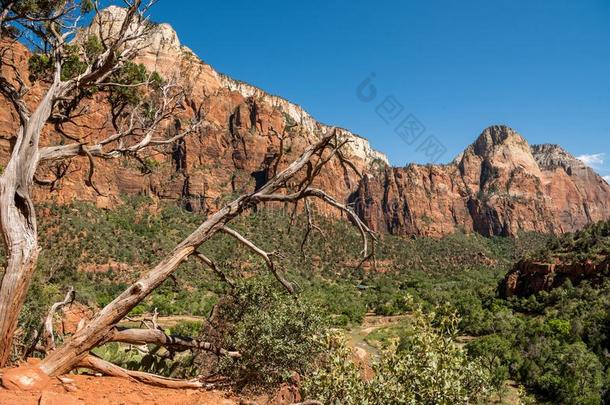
[[147, 0, 610, 179]]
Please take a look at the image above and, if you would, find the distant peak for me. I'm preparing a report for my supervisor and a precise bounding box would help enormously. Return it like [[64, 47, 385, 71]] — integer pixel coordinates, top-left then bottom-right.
[[79, 6, 181, 55], [531, 143, 586, 172], [472, 125, 528, 156], [531, 143, 569, 156]]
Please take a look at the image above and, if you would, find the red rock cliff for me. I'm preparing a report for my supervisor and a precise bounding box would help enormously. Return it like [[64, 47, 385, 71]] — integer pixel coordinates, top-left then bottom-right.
[[352, 126, 610, 237], [1, 7, 609, 237]]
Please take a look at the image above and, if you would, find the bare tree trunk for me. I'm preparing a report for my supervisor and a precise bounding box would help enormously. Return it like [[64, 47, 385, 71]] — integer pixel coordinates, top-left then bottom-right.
[[39, 137, 332, 376], [77, 355, 207, 389], [0, 90, 55, 366], [109, 328, 241, 358], [0, 205, 38, 365], [0, 0, 181, 368], [39, 200, 243, 376]]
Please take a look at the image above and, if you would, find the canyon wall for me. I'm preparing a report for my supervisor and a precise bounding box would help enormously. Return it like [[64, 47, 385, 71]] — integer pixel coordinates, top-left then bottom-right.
[[352, 126, 610, 237], [1, 7, 609, 237]]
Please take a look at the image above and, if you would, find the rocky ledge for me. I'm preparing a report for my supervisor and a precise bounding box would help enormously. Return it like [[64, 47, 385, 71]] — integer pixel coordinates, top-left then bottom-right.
[[499, 258, 610, 298]]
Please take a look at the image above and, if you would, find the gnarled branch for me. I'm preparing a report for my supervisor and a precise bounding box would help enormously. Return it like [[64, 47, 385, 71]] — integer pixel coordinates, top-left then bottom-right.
[[39, 132, 376, 379], [221, 226, 295, 294], [194, 252, 235, 289], [41, 286, 75, 351], [254, 187, 376, 258], [77, 354, 208, 389], [109, 327, 241, 358]]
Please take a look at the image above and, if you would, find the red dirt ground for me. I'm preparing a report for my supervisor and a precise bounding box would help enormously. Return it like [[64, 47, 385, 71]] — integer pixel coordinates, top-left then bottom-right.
[[0, 374, 241, 405]]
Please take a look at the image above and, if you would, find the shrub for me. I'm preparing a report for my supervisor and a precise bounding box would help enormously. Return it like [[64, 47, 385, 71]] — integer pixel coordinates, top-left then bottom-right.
[[217, 277, 329, 390], [466, 334, 512, 397], [301, 299, 495, 405], [92, 342, 198, 379]]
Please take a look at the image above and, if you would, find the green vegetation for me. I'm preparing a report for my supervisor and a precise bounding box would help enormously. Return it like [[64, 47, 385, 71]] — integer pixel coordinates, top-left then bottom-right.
[[302, 300, 494, 405], [216, 277, 328, 390], [28, 36, 104, 82], [27, 34, 163, 112], [527, 219, 610, 263], [107, 61, 164, 107], [13, 199, 610, 403]]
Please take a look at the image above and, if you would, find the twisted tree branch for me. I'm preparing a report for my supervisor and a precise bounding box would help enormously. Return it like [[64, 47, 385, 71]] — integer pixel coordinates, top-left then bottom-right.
[[221, 226, 295, 294]]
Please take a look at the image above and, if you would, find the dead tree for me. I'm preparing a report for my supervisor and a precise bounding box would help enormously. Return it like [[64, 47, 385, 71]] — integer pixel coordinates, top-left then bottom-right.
[[0, 0, 202, 366], [0, 1, 376, 389], [30, 131, 376, 387]]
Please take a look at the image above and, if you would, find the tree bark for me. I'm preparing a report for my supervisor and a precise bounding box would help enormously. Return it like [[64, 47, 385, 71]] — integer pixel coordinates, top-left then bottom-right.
[[0, 0, 175, 367], [0, 88, 56, 365], [77, 354, 206, 389], [38, 201, 241, 376], [39, 137, 330, 377], [109, 328, 241, 358]]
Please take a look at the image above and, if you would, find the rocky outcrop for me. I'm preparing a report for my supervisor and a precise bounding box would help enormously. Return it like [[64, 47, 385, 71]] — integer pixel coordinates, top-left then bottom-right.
[[352, 126, 610, 237], [0, 10, 383, 217], [499, 258, 610, 298], [1, 9, 609, 237]]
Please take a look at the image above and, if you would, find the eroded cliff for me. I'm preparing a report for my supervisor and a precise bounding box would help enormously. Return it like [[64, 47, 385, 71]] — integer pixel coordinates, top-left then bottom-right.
[[352, 126, 610, 237], [1, 7, 609, 237]]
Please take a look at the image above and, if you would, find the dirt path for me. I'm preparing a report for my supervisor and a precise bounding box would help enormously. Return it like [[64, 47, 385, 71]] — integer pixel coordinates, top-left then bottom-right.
[[346, 313, 410, 358]]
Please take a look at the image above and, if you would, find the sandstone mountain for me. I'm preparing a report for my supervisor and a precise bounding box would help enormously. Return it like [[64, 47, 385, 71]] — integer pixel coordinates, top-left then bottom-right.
[[1, 7, 608, 237], [353, 125, 610, 237]]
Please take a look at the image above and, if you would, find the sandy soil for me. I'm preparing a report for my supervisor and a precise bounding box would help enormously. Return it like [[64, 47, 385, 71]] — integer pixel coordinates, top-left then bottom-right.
[[0, 374, 240, 405]]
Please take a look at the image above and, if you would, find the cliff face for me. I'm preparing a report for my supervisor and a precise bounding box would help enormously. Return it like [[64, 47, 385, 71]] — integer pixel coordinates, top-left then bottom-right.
[[352, 126, 610, 237], [499, 219, 610, 297], [499, 258, 610, 298], [0, 7, 385, 217], [1, 8, 609, 237]]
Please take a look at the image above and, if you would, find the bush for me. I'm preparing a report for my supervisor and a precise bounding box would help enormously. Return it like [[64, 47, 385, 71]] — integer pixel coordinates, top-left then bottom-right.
[[92, 342, 198, 379], [301, 299, 495, 405], [466, 334, 512, 397], [217, 277, 329, 390]]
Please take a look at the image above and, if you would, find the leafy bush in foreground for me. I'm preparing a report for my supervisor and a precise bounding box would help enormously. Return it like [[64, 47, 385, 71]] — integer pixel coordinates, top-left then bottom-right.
[[301, 299, 495, 405], [216, 277, 328, 390]]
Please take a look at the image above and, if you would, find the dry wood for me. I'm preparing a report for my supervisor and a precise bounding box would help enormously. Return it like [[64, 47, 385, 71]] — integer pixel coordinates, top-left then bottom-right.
[[194, 252, 235, 288], [39, 132, 375, 378], [292, 402, 324, 405], [77, 354, 207, 389], [109, 327, 241, 358], [1, 1, 377, 388], [0, 0, 201, 366], [220, 226, 294, 294], [41, 287, 76, 351]]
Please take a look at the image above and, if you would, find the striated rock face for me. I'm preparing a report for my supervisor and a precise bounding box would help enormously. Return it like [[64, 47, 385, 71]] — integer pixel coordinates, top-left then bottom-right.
[[352, 126, 610, 237], [0, 8, 384, 217], [1, 8, 609, 237]]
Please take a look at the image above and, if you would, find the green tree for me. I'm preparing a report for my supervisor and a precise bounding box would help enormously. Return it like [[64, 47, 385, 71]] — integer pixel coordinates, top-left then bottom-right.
[[217, 277, 328, 390], [467, 334, 512, 398]]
